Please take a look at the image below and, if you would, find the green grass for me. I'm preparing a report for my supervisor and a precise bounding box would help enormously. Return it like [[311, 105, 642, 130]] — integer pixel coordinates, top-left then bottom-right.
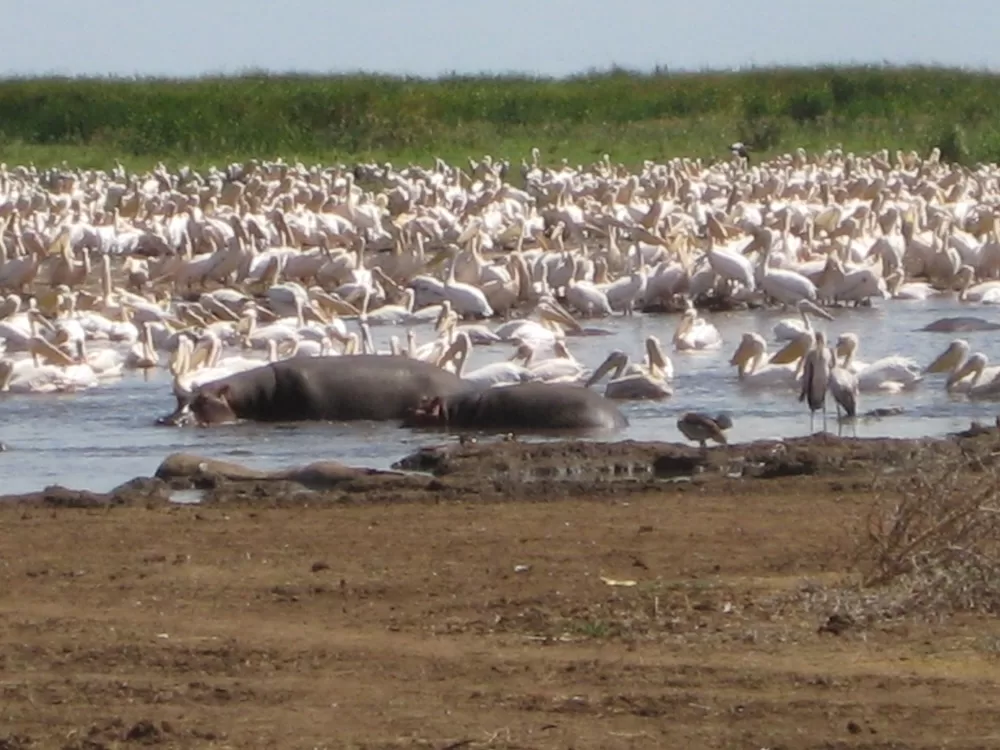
[[3, 65, 1000, 171]]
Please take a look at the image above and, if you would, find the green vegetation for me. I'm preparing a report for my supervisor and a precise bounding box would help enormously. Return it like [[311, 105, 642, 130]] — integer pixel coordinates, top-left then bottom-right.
[[2, 65, 1000, 170]]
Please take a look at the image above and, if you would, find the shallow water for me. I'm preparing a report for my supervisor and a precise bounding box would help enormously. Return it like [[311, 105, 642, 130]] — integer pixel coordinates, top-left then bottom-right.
[[1, 298, 997, 495]]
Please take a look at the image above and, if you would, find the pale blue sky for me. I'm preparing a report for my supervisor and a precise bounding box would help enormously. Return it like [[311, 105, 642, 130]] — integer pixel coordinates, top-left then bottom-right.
[[6, 0, 996, 78]]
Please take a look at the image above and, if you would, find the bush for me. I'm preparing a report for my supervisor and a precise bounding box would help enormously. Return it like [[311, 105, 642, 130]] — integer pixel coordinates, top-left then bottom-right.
[[737, 116, 784, 152], [856, 447, 1000, 616], [785, 89, 833, 123]]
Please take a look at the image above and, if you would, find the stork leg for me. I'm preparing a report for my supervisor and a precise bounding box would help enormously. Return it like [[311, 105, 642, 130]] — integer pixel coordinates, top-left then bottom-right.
[[822, 401, 828, 433]]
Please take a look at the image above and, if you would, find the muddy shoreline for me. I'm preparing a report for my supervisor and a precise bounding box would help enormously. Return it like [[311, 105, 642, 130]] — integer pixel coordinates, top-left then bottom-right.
[[4, 424, 1000, 747], [4, 423, 998, 508]]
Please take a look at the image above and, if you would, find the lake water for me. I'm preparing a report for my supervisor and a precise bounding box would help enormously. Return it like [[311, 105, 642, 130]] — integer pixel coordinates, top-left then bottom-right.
[[0, 298, 996, 495]]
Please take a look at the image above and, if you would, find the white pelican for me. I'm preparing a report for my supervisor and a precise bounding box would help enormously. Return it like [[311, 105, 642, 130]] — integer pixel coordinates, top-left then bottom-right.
[[772, 299, 834, 342], [834, 333, 922, 393], [729, 332, 802, 388], [125, 321, 160, 369], [584, 349, 672, 400], [753, 227, 822, 306], [362, 287, 417, 326], [0, 349, 93, 394], [511, 340, 588, 383], [436, 332, 534, 387], [640, 334, 674, 380], [168, 336, 265, 404], [4, 336, 100, 392], [442, 250, 494, 319], [924, 339, 1000, 393], [672, 308, 721, 351]]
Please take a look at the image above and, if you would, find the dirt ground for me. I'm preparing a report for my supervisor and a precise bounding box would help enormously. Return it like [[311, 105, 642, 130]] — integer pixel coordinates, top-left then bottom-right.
[[3, 431, 1000, 749]]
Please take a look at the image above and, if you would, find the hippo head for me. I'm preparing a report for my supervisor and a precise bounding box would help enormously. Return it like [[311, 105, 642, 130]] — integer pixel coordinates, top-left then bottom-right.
[[401, 396, 448, 428], [189, 383, 240, 426]]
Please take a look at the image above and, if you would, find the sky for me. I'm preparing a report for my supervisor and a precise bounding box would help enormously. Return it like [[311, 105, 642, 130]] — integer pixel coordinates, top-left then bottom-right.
[[6, 0, 997, 79]]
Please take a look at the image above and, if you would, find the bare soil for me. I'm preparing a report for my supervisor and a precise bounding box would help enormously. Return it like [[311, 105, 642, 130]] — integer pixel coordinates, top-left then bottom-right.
[[3, 430, 1000, 749]]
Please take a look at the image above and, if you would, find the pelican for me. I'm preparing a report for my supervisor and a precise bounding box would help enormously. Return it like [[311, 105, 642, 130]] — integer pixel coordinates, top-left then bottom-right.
[[362, 287, 417, 326], [677, 412, 732, 450], [772, 299, 835, 342], [925, 339, 1000, 393], [834, 333, 922, 393], [673, 308, 721, 351], [0, 352, 91, 394], [729, 332, 802, 387], [640, 335, 674, 379], [124, 321, 160, 369], [800, 330, 832, 433], [436, 332, 534, 387], [511, 340, 588, 383], [584, 349, 672, 400]]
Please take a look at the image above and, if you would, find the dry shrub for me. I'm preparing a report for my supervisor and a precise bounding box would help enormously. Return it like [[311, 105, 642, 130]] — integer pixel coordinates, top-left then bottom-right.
[[854, 447, 1000, 617]]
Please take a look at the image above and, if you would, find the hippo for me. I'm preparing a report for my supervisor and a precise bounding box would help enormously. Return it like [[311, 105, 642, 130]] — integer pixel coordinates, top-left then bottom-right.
[[400, 381, 629, 433], [919, 317, 1000, 333], [159, 354, 471, 426]]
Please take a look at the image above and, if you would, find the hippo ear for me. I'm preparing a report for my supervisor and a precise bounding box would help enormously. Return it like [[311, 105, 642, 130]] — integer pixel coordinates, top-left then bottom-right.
[[215, 383, 232, 403]]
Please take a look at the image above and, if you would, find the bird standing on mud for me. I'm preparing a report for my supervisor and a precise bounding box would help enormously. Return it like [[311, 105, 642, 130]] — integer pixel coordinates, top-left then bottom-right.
[[677, 412, 733, 450], [800, 330, 832, 433], [828, 347, 859, 435]]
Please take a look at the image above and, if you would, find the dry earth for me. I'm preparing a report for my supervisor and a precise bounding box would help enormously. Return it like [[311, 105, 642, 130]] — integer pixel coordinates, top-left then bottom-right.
[[2, 430, 1000, 749]]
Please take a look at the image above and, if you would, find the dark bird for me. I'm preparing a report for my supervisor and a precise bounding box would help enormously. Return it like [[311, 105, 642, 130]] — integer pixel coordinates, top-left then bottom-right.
[[730, 142, 750, 165], [799, 330, 831, 433], [677, 412, 733, 450], [827, 347, 859, 436]]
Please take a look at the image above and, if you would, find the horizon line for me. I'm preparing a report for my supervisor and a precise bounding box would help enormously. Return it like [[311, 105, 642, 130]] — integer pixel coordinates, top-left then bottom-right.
[[1, 60, 999, 83]]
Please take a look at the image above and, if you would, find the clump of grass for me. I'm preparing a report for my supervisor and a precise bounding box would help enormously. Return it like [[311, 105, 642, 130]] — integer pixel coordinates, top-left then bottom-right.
[[857, 449, 1000, 613], [3, 65, 1000, 170], [825, 448, 1000, 621]]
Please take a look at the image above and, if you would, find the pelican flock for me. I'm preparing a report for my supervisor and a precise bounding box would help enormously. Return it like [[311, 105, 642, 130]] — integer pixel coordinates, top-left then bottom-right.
[[0, 145, 998, 444]]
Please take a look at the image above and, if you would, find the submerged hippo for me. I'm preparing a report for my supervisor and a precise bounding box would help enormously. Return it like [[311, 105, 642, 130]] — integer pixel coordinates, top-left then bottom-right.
[[919, 316, 1000, 333], [401, 381, 629, 433], [159, 354, 471, 426]]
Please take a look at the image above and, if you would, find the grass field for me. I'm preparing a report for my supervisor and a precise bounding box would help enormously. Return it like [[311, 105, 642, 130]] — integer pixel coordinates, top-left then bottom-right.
[[2, 65, 999, 170]]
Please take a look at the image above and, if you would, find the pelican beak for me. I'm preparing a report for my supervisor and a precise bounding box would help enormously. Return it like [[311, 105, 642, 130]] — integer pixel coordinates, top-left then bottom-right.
[[539, 300, 582, 332], [946, 360, 973, 389], [769, 336, 809, 365], [729, 338, 753, 367], [740, 235, 762, 256], [925, 345, 959, 374], [800, 299, 834, 321], [583, 354, 615, 388]]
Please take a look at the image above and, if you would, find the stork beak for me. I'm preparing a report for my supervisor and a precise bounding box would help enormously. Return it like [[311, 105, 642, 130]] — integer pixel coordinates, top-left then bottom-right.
[[769, 336, 809, 365]]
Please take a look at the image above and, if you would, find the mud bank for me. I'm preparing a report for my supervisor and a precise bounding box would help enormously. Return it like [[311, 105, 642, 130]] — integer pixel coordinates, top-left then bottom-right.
[[4, 425, 998, 508], [4, 426, 1000, 748]]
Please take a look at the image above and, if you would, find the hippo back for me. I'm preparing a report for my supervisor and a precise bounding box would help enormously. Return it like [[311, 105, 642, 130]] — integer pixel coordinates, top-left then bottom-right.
[[222, 354, 470, 422], [449, 382, 628, 430]]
